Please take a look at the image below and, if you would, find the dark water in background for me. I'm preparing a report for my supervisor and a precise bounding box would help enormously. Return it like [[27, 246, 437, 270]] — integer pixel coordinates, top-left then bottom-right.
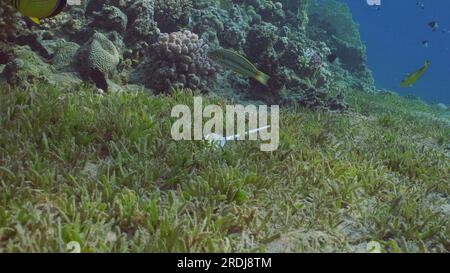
[[340, 0, 450, 104]]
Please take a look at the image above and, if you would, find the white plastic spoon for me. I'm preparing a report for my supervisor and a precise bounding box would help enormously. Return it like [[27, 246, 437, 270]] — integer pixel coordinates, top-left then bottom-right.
[[204, 125, 271, 148]]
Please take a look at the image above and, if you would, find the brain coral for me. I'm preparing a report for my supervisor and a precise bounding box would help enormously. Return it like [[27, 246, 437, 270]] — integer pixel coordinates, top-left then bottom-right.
[[74, 32, 121, 90], [75, 32, 120, 76], [130, 30, 217, 93]]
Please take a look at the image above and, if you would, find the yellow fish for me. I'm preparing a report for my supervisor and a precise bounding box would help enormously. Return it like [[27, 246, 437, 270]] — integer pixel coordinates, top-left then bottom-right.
[[400, 60, 430, 87], [11, 0, 67, 25], [208, 49, 270, 86]]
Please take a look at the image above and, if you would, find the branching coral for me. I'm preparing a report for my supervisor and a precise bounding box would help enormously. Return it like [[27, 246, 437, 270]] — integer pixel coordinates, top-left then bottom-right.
[[130, 30, 217, 92], [124, 0, 160, 62], [125, 0, 159, 42], [244, 0, 285, 24]]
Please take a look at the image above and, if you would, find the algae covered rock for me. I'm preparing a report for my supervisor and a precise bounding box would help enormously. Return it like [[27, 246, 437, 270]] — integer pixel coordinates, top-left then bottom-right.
[[52, 41, 81, 71], [75, 32, 121, 90], [2, 46, 53, 86], [1, 45, 84, 89]]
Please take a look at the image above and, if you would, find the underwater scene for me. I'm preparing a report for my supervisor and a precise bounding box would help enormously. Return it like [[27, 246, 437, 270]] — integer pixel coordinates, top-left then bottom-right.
[[0, 0, 448, 254]]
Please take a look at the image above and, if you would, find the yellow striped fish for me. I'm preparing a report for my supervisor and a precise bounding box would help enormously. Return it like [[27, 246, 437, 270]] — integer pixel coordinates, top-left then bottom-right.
[[400, 60, 431, 88], [208, 49, 270, 86], [11, 0, 67, 25]]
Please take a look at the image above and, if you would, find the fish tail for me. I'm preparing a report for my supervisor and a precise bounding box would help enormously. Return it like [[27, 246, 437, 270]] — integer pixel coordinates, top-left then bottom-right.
[[254, 70, 270, 86]]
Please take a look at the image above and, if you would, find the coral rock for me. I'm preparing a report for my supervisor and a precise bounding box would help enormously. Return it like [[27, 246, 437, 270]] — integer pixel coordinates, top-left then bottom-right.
[[91, 5, 128, 35], [154, 0, 193, 32]]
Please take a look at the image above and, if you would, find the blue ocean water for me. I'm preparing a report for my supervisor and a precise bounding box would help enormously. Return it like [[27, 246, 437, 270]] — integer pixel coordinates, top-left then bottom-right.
[[341, 0, 450, 104]]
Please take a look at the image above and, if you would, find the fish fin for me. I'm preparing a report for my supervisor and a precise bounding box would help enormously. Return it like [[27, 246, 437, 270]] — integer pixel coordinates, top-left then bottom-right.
[[30, 17, 41, 25], [254, 70, 270, 86], [49, 0, 67, 18]]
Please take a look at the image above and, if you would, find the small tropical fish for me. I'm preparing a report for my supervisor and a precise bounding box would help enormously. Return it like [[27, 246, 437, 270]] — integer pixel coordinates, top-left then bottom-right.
[[208, 49, 270, 86], [422, 40, 429, 47], [428, 21, 439, 32], [400, 60, 430, 87], [416, 1, 425, 10], [11, 0, 67, 25]]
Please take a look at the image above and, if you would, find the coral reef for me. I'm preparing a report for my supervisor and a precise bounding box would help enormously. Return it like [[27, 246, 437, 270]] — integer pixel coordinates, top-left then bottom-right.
[[1, 0, 375, 105], [308, 0, 374, 91], [154, 0, 193, 32], [130, 30, 217, 92]]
